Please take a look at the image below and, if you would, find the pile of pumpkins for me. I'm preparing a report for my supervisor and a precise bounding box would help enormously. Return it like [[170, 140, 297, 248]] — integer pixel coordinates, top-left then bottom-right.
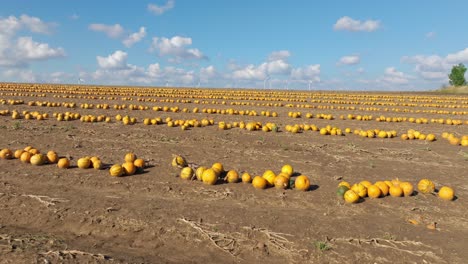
[[337, 178, 455, 203], [108, 153, 145, 177], [172, 155, 312, 191], [0, 146, 70, 168]]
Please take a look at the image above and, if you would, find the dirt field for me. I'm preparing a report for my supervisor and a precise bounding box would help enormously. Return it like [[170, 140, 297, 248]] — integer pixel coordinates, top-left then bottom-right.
[[0, 84, 467, 263]]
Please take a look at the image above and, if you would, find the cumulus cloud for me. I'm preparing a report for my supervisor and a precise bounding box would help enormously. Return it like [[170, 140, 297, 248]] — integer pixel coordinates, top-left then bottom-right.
[[402, 47, 468, 80], [148, 0, 175, 15], [291, 64, 321, 81], [97, 50, 129, 69], [0, 14, 64, 68], [334, 16, 380, 32], [89, 23, 124, 38], [150, 36, 207, 61], [268, 50, 291, 61], [337, 55, 360, 65], [380, 67, 411, 84], [123, 27, 146, 47]]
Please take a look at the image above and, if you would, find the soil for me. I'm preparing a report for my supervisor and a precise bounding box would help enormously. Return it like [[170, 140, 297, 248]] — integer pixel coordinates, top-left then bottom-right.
[[0, 85, 467, 263]]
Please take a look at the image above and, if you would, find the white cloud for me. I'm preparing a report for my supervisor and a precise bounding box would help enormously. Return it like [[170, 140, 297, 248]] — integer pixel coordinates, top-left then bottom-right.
[[380, 67, 411, 84], [97, 50, 129, 69], [150, 36, 206, 61], [70, 14, 79, 20], [291, 64, 321, 81], [337, 55, 360, 65], [231, 64, 268, 80], [0, 15, 64, 68], [200, 65, 217, 80], [123, 27, 146, 47], [425, 31, 436, 39], [402, 47, 468, 80], [334, 16, 380, 32], [15, 36, 65, 60], [89, 23, 124, 38], [148, 0, 175, 15], [268, 50, 291, 61]]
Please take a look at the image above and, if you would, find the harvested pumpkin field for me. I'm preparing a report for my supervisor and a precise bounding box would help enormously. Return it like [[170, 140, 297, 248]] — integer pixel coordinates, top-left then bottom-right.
[[0, 83, 467, 263]]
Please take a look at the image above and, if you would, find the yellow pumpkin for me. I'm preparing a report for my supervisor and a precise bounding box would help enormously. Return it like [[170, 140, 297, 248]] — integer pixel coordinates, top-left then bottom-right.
[[20, 151, 32, 163], [46, 151, 59, 163], [389, 185, 403, 197], [367, 185, 382, 198], [92, 159, 103, 170], [211, 162, 224, 176], [124, 152, 137, 163], [0, 149, 13, 159], [418, 179, 435, 194], [344, 190, 360, 203], [438, 186, 454, 201], [57, 158, 70, 169], [109, 164, 124, 177], [241, 172, 252, 183], [180, 167, 194, 180], [122, 162, 136, 176], [202, 168, 218, 185], [195, 166, 207, 181], [77, 157, 91, 169], [262, 170, 276, 186], [224, 170, 239, 183], [375, 181, 389, 196], [172, 155, 187, 168], [351, 183, 367, 198], [338, 181, 351, 189], [295, 175, 310, 191], [274, 175, 289, 189], [30, 154, 45, 165], [280, 164, 294, 177], [360, 180, 372, 188], [399, 182, 414, 197], [14, 149, 24, 159], [133, 158, 145, 168], [252, 176, 267, 189]]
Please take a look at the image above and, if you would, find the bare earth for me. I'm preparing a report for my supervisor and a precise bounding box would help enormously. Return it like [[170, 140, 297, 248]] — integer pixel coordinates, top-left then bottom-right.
[[0, 85, 467, 263]]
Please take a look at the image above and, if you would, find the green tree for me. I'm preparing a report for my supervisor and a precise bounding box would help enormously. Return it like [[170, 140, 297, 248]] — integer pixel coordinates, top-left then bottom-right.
[[448, 63, 467, 86]]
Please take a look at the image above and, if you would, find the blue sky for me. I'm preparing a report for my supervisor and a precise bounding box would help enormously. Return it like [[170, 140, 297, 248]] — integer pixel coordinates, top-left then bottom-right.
[[1, 0, 468, 90]]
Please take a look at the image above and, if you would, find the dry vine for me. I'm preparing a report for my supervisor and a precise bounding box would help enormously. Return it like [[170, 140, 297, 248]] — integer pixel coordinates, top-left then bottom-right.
[[21, 194, 69, 207]]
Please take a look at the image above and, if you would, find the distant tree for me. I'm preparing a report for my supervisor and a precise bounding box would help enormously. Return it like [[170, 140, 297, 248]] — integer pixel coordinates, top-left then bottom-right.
[[448, 63, 467, 86]]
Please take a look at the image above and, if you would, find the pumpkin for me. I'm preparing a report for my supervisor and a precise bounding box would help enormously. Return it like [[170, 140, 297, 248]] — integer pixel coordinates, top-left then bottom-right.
[[195, 166, 207, 181], [109, 164, 124, 177], [281, 164, 294, 177], [344, 190, 360, 203], [360, 180, 372, 188], [241, 172, 252, 183], [252, 176, 268, 189], [338, 181, 351, 189], [0, 149, 13, 159], [389, 185, 403, 197], [57, 158, 70, 169], [202, 168, 218, 185], [375, 181, 389, 196], [28, 148, 40, 155], [274, 175, 289, 189], [438, 186, 454, 201], [122, 162, 136, 176], [211, 162, 224, 176], [30, 154, 45, 165], [92, 159, 103, 170], [133, 158, 145, 168], [90, 156, 100, 164], [351, 183, 367, 198], [77, 157, 91, 169], [336, 185, 350, 199], [171, 155, 187, 168], [46, 151, 59, 163], [124, 152, 137, 163], [262, 170, 276, 186], [23, 146, 33, 152], [180, 167, 194, 180], [224, 170, 239, 183], [418, 179, 435, 194], [367, 185, 382, 198], [14, 149, 24, 159], [295, 175, 310, 191], [399, 182, 414, 197], [20, 151, 32, 163]]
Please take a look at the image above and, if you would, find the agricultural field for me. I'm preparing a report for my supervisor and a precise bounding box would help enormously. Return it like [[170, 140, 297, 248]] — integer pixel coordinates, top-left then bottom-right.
[[0, 82, 467, 263]]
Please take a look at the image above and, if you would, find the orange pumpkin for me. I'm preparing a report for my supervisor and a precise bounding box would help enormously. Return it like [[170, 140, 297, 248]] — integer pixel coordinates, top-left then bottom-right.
[[14, 149, 24, 159], [241, 172, 252, 183], [122, 162, 137, 176], [20, 151, 32, 163], [295, 175, 310, 191], [124, 152, 137, 163], [274, 175, 289, 189], [375, 181, 389, 196], [389, 185, 403, 197], [367, 185, 382, 198], [211, 162, 224, 176], [133, 158, 145, 168], [0, 149, 13, 159], [399, 182, 414, 197], [252, 176, 268, 189], [46, 151, 59, 163], [57, 158, 70, 169], [224, 170, 239, 183]]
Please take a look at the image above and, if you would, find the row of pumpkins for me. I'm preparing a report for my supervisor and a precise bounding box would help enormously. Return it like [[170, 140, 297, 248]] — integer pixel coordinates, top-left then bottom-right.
[[337, 178, 455, 203], [172, 155, 311, 191], [0, 147, 145, 177]]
